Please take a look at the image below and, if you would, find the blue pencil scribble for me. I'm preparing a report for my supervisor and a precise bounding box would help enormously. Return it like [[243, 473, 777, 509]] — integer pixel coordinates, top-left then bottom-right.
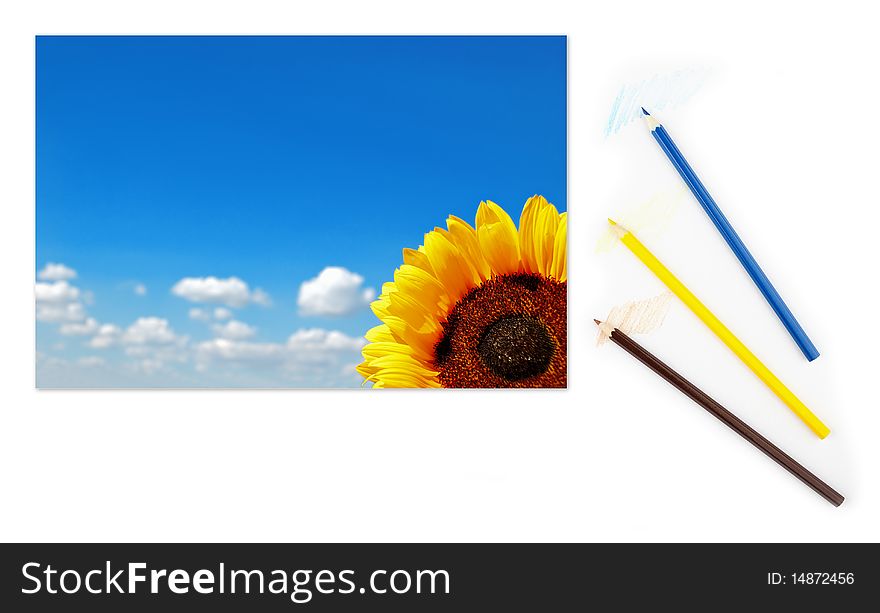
[[605, 69, 709, 137]]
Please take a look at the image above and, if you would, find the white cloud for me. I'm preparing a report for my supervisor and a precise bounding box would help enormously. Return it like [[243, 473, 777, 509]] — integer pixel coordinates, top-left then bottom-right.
[[282, 329, 366, 386], [77, 356, 106, 368], [89, 324, 122, 348], [171, 276, 270, 308], [37, 302, 86, 323], [196, 338, 285, 363], [77, 316, 188, 375], [124, 344, 187, 360], [172, 276, 249, 307], [59, 317, 99, 336], [134, 283, 147, 296], [121, 317, 181, 345], [213, 320, 257, 340], [189, 307, 211, 322], [35, 281, 80, 304], [133, 359, 164, 374], [38, 263, 77, 281], [191, 306, 236, 322], [297, 267, 375, 316], [36, 352, 67, 368], [195, 328, 364, 370], [119, 318, 188, 375], [287, 328, 366, 352], [34, 264, 366, 386], [36, 280, 86, 322], [251, 288, 272, 307]]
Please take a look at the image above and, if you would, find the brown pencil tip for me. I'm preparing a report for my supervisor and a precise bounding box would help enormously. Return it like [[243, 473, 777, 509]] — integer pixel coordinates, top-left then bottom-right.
[[593, 319, 602, 325]]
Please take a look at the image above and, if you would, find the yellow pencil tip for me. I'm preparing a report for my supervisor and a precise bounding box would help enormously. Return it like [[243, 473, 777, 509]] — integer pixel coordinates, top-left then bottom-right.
[[606, 219, 627, 240]]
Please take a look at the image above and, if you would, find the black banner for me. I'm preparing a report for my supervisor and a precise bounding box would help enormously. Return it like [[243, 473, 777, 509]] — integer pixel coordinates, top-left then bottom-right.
[[1, 543, 876, 610]]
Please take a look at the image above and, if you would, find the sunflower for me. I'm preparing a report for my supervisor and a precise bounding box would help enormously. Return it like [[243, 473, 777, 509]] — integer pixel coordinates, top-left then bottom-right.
[[357, 195, 567, 388]]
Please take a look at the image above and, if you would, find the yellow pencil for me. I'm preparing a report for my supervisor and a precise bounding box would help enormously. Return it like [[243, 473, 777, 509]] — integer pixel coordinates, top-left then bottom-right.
[[608, 219, 830, 439]]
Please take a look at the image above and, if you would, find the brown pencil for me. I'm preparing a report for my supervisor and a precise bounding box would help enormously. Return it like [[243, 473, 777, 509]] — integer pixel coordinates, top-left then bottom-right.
[[595, 320, 844, 507]]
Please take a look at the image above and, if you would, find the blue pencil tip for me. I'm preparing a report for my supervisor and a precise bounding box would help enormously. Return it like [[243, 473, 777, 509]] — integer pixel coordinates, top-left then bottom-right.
[[641, 107, 650, 115]]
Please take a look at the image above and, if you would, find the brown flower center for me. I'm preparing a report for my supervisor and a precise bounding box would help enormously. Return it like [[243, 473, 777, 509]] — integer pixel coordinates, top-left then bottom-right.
[[478, 315, 554, 380], [433, 273, 566, 388]]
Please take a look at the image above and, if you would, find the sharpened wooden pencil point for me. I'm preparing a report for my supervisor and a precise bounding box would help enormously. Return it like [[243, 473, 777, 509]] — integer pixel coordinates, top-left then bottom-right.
[[607, 219, 627, 239]]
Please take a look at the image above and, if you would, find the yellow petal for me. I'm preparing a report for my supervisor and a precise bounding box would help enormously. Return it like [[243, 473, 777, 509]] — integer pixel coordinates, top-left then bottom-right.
[[534, 202, 560, 276], [446, 215, 490, 283], [369, 354, 439, 378], [363, 354, 440, 386], [365, 324, 394, 344], [383, 315, 438, 362], [370, 294, 392, 319], [476, 199, 516, 232], [356, 362, 376, 379], [519, 195, 551, 273], [362, 341, 419, 360], [476, 201, 520, 275], [478, 222, 520, 275], [393, 264, 449, 314], [369, 372, 441, 388], [552, 212, 567, 281], [402, 248, 434, 274], [422, 230, 476, 302], [386, 288, 441, 335]]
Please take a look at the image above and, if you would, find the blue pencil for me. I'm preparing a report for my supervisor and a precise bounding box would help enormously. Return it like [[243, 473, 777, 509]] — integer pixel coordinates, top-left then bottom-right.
[[641, 108, 820, 361]]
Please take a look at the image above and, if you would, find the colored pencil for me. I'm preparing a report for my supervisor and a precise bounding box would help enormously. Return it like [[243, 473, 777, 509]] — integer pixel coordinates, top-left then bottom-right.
[[595, 321, 843, 506], [608, 220, 830, 439], [642, 108, 820, 362]]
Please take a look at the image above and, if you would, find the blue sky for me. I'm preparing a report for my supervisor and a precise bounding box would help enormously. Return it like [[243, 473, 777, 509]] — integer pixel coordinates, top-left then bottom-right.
[[35, 36, 567, 387]]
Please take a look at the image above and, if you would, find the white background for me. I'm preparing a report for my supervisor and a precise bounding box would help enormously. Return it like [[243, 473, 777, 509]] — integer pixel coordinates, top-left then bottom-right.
[[2, 0, 878, 542]]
